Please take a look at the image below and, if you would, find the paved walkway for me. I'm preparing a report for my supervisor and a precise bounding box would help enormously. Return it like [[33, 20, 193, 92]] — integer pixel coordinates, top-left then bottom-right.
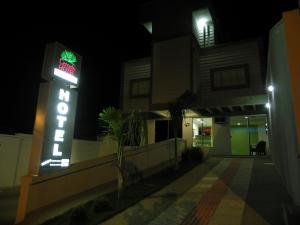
[[99, 157, 292, 225], [0, 157, 292, 225]]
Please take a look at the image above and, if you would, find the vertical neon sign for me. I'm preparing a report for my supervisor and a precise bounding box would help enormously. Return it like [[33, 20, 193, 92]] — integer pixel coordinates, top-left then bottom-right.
[[30, 42, 81, 174]]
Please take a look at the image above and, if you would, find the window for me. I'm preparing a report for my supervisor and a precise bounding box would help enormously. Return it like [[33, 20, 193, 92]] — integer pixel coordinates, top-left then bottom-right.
[[210, 64, 250, 90], [129, 78, 150, 98]]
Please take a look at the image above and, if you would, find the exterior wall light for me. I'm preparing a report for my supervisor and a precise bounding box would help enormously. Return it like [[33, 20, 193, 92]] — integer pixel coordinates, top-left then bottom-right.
[[197, 18, 208, 29], [267, 85, 274, 92], [265, 102, 271, 109]]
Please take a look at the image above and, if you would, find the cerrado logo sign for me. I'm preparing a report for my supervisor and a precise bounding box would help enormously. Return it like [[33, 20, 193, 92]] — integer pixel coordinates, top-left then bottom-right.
[[54, 50, 78, 85], [59, 50, 77, 74]]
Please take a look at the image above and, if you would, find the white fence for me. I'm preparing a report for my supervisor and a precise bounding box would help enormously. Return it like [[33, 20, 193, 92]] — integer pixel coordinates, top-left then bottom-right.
[[0, 133, 185, 190], [14, 137, 185, 223], [0, 133, 118, 188]]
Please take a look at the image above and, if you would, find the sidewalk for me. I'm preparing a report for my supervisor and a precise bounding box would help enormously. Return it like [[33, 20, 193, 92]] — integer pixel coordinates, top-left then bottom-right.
[[0, 157, 292, 225], [99, 157, 292, 225]]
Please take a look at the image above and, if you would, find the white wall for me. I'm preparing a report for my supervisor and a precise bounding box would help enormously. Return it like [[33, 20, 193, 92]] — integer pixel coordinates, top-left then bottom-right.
[[16, 138, 185, 223], [0, 132, 185, 189], [267, 19, 300, 205], [0, 134, 25, 188], [182, 118, 193, 148], [147, 120, 155, 144], [210, 122, 231, 155], [257, 128, 269, 154], [0, 134, 118, 188]]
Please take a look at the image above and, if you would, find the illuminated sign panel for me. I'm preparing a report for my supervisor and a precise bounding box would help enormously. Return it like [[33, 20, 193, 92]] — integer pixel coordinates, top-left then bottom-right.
[[34, 42, 81, 174]]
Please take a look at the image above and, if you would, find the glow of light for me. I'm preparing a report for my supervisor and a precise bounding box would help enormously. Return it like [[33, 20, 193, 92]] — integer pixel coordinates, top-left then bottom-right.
[[54, 129, 65, 142], [53, 143, 62, 156], [57, 115, 67, 128], [267, 85, 274, 92], [265, 102, 271, 109], [61, 50, 77, 65], [197, 18, 208, 29], [54, 68, 78, 85], [245, 116, 248, 119], [50, 164, 61, 167], [237, 122, 241, 126], [59, 60, 76, 74], [59, 89, 70, 102], [61, 159, 70, 167], [41, 159, 52, 166], [57, 102, 69, 115]]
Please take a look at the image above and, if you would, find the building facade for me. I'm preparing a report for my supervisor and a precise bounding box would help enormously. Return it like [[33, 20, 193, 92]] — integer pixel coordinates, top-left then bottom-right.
[[267, 9, 300, 205], [121, 0, 269, 156]]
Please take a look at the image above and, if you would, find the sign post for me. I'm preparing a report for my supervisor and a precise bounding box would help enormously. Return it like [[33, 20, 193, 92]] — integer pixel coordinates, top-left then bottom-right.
[[15, 42, 81, 223], [28, 42, 82, 175]]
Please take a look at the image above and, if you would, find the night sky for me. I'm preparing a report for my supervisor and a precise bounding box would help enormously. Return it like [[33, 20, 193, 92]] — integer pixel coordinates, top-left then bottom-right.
[[0, 0, 297, 139]]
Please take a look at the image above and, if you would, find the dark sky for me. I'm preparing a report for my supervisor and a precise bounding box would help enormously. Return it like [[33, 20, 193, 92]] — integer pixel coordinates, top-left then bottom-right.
[[211, 0, 298, 42], [0, 0, 298, 139], [1, 1, 151, 139]]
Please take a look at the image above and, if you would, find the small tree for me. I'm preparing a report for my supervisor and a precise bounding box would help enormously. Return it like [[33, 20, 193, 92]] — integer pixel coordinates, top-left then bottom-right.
[[99, 107, 146, 198], [168, 91, 196, 169], [125, 110, 148, 148], [168, 100, 185, 170], [99, 107, 125, 199]]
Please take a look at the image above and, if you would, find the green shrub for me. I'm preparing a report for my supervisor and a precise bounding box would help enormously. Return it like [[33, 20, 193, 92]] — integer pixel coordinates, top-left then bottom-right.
[[181, 147, 203, 163], [93, 198, 113, 213], [70, 206, 88, 225]]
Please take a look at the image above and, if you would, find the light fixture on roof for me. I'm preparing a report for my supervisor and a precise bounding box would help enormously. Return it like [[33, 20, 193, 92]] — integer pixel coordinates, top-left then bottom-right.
[[197, 17, 208, 29], [267, 85, 274, 92]]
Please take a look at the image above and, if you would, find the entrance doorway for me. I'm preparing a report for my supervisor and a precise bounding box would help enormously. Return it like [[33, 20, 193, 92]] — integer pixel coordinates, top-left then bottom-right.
[[230, 115, 268, 155], [192, 118, 213, 147]]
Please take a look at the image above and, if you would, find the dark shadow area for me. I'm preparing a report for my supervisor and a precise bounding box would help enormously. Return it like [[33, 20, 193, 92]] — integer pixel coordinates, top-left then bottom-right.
[[242, 158, 293, 225], [0, 188, 20, 225], [213, 157, 293, 225]]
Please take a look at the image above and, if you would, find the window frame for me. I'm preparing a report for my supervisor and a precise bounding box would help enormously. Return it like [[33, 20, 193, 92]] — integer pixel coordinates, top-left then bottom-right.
[[210, 64, 250, 91], [129, 78, 150, 98]]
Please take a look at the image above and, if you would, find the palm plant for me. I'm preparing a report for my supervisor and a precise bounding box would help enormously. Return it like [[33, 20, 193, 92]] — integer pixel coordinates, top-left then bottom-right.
[[99, 107, 146, 198], [99, 107, 125, 198], [168, 90, 196, 169], [168, 100, 185, 170], [125, 110, 148, 148]]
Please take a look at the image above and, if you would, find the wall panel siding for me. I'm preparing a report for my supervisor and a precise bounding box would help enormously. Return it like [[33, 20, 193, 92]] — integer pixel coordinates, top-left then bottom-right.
[[122, 58, 151, 113], [152, 36, 191, 107], [193, 40, 265, 107]]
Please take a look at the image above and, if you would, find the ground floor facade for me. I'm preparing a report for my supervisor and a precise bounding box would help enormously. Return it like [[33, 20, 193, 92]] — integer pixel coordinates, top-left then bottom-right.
[[146, 113, 269, 157]]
